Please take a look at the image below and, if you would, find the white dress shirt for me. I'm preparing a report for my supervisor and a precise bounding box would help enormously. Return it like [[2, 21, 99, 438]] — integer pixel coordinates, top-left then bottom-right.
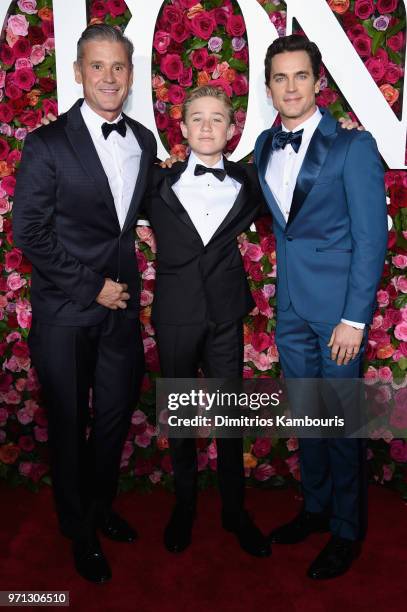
[[265, 107, 363, 330], [81, 101, 141, 230], [172, 151, 241, 246]]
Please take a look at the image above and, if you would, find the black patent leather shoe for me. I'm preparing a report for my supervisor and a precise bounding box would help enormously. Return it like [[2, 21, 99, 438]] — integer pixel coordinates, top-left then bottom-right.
[[269, 510, 330, 544], [164, 505, 195, 553], [72, 535, 111, 583], [99, 511, 137, 543], [307, 536, 357, 580], [223, 510, 271, 557]]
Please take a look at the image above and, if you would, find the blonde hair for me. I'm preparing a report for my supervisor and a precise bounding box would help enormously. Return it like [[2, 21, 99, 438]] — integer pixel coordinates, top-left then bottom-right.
[[182, 86, 234, 124]]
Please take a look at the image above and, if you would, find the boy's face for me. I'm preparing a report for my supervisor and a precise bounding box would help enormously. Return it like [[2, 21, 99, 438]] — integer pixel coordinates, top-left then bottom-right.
[[181, 96, 235, 160]]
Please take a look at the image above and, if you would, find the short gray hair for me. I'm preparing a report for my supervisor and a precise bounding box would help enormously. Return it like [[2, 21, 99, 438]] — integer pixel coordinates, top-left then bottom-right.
[[76, 24, 134, 65]]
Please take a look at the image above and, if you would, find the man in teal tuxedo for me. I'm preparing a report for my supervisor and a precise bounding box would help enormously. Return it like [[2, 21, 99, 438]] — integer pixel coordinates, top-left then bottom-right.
[[254, 35, 387, 579]]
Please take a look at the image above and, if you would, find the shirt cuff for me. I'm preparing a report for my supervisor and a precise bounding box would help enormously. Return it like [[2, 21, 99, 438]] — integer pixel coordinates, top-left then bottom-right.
[[341, 318, 365, 330]]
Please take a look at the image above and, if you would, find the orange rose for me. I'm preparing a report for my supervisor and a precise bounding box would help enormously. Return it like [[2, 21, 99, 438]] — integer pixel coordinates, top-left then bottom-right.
[[152, 74, 165, 90], [26, 89, 41, 107], [243, 323, 251, 345], [197, 71, 210, 86], [224, 68, 237, 83], [38, 7, 53, 21], [380, 84, 399, 106], [187, 4, 204, 19], [156, 86, 169, 102], [170, 144, 187, 160], [328, 0, 350, 14], [139, 306, 151, 326], [377, 344, 395, 359], [156, 436, 169, 451], [89, 17, 104, 26], [169, 105, 182, 120], [0, 162, 12, 178], [0, 443, 20, 465], [243, 452, 258, 469]]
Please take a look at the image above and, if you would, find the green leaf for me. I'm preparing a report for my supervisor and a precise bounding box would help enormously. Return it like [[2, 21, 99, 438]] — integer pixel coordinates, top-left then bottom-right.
[[387, 48, 402, 65], [228, 58, 248, 73], [385, 18, 406, 39], [397, 358, 407, 371], [395, 294, 407, 309], [372, 31, 386, 56], [187, 38, 209, 52]]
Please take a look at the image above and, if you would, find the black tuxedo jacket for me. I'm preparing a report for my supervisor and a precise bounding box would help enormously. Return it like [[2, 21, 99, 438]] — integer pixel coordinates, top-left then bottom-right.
[[13, 99, 157, 326], [143, 159, 265, 325]]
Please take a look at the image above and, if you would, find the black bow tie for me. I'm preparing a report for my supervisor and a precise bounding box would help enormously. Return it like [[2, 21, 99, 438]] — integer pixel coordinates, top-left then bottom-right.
[[271, 128, 304, 153], [194, 164, 226, 182], [101, 118, 127, 140]]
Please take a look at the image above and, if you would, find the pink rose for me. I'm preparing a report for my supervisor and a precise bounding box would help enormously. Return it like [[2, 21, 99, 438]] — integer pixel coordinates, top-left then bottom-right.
[[178, 66, 192, 87], [251, 332, 272, 352], [392, 254, 407, 269], [19, 462, 33, 477], [13, 68, 36, 91], [378, 366, 393, 383], [5, 248, 22, 271], [394, 322, 407, 341], [390, 404, 407, 429], [17, 0, 37, 14], [153, 31, 171, 55], [15, 58, 32, 70], [168, 84, 186, 105], [394, 276, 407, 293], [376, 289, 390, 307], [160, 53, 184, 80], [252, 289, 273, 318], [34, 426, 48, 442], [232, 74, 248, 96], [140, 290, 153, 307], [17, 408, 32, 425], [286, 437, 299, 451], [30, 44, 45, 65], [135, 432, 152, 448], [353, 34, 372, 59], [390, 440, 407, 463], [149, 470, 162, 484], [7, 15, 29, 37], [7, 272, 26, 291], [377, 0, 399, 14], [190, 12, 216, 40], [245, 243, 263, 262], [252, 438, 272, 458], [208, 440, 217, 460], [354, 0, 375, 20], [254, 463, 275, 481], [16, 308, 31, 329]]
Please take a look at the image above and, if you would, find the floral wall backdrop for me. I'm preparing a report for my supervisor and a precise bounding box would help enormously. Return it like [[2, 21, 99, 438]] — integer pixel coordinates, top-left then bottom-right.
[[0, 0, 406, 496]]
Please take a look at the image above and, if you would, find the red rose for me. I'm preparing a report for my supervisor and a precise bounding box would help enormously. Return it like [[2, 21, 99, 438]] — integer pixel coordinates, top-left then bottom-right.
[[106, 0, 127, 16], [90, 1, 107, 18], [12, 37, 32, 59], [226, 14, 246, 37], [346, 24, 366, 41], [342, 12, 359, 28], [1, 176, 16, 197], [38, 77, 56, 92], [9, 96, 27, 114], [247, 261, 263, 282], [160, 6, 183, 28], [5, 248, 22, 271], [0, 43, 15, 66], [377, 0, 399, 14], [191, 48, 208, 69], [354, 0, 375, 20], [208, 78, 233, 97], [0, 443, 20, 465], [18, 435, 35, 452], [13, 68, 36, 91], [385, 63, 402, 84], [160, 53, 184, 80], [0, 139, 10, 161], [178, 66, 192, 87], [42, 98, 58, 117], [316, 88, 339, 106], [12, 340, 29, 359], [154, 31, 171, 55], [41, 17, 54, 37], [205, 55, 218, 73], [167, 124, 183, 148], [167, 84, 185, 105], [155, 112, 169, 131], [252, 437, 272, 457], [0, 104, 14, 123], [232, 74, 248, 96], [5, 80, 23, 100], [178, 0, 199, 7], [233, 47, 248, 63], [212, 6, 232, 26], [18, 109, 42, 128], [170, 21, 190, 44], [28, 25, 46, 45], [365, 57, 386, 82], [352, 34, 372, 59], [225, 130, 241, 152], [190, 11, 216, 40], [387, 32, 405, 53]]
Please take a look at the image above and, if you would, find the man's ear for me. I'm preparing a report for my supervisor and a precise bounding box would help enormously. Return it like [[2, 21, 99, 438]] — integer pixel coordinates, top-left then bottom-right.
[[314, 78, 321, 95], [73, 61, 82, 85], [266, 85, 273, 99], [180, 121, 188, 139], [226, 122, 235, 142]]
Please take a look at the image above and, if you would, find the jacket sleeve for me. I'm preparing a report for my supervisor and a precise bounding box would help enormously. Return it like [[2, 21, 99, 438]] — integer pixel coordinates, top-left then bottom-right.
[[12, 131, 105, 308], [341, 131, 388, 323]]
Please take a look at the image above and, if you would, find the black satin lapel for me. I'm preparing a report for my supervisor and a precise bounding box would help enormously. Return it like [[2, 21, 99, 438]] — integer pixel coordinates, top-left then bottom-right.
[[287, 129, 337, 226], [159, 174, 201, 238], [65, 123, 118, 225]]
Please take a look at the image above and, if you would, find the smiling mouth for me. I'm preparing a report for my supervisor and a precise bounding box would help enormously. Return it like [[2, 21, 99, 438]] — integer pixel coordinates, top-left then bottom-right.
[[99, 89, 119, 95], [284, 98, 302, 103]]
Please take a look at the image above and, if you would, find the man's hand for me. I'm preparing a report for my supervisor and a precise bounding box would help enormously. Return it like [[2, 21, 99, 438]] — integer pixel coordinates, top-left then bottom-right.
[[96, 278, 130, 310], [41, 112, 58, 125], [157, 155, 184, 168], [328, 322, 364, 366], [338, 116, 364, 131]]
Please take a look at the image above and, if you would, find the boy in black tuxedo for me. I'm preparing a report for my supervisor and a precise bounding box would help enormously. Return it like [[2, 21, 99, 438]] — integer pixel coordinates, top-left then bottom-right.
[[144, 86, 270, 557]]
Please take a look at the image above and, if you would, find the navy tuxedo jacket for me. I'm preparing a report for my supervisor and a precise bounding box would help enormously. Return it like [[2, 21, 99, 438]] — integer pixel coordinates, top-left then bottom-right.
[[254, 109, 388, 325], [13, 99, 157, 326], [143, 159, 266, 325]]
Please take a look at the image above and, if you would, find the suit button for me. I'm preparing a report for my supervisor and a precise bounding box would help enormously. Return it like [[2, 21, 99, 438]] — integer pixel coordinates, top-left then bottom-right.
[[286, 235, 293, 241]]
